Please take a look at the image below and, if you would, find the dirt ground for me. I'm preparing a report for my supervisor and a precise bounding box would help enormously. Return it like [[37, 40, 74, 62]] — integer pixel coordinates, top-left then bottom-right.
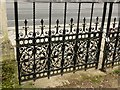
[[20, 66, 119, 88], [56, 70, 118, 88]]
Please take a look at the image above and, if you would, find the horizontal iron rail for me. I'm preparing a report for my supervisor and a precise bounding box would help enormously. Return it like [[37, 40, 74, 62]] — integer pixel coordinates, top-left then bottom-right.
[[14, 1, 120, 3], [14, 1, 120, 84]]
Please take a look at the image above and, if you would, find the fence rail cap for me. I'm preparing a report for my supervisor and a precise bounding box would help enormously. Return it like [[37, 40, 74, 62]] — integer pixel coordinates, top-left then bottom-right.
[[6, 0, 120, 3]]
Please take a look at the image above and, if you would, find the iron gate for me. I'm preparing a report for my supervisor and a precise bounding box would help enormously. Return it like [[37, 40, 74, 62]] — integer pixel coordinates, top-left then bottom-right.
[[101, 2, 120, 71], [14, 1, 120, 84]]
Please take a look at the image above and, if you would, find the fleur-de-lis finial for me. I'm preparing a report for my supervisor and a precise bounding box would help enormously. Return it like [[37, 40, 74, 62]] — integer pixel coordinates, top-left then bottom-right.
[[95, 17, 99, 30], [70, 18, 73, 24], [56, 19, 59, 25], [113, 17, 116, 28], [41, 19, 44, 25], [96, 17, 99, 24], [23, 19, 29, 36], [83, 17, 86, 24], [69, 18, 74, 32], [55, 19, 60, 34], [83, 17, 86, 31], [40, 19, 45, 35], [24, 19, 28, 26]]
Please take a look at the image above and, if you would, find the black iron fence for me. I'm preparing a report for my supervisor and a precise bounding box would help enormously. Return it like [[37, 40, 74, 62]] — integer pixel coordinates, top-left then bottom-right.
[[14, 1, 120, 84], [102, 15, 120, 70]]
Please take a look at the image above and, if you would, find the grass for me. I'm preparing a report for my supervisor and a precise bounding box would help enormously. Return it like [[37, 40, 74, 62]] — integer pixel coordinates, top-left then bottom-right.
[[90, 75, 103, 84], [1, 39, 34, 89], [1, 39, 18, 88], [112, 69, 120, 74], [81, 74, 103, 84], [2, 60, 17, 88]]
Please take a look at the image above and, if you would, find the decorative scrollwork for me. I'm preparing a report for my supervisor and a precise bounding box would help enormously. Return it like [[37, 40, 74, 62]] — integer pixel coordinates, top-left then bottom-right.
[[35, 31, 40, 37], [51, 43, 62, 69], [17, 16, 119, 82], [20, 46, 34, 74], [114, 37, 120, 61], [88, 38, 99, 63], [77, 40, 87, 65], [63, 42, 74, 67], [35, 44, 48, 72], [105, 38, 116, 64], [19, 32, 24, 38]]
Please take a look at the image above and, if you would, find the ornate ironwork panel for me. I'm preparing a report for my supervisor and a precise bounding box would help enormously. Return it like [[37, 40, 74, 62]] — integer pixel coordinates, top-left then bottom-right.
[[14, 2, 119, 84], [102, 17, 120, 69], [101, 2, 120, 70]]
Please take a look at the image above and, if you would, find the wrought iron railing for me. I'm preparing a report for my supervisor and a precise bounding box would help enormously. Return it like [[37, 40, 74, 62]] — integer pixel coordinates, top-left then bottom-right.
[[14, 1, 120, 84]]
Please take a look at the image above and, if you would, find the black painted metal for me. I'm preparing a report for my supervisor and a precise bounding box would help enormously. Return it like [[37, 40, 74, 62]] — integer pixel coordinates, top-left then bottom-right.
[[14, 2, 21, 85], [102, 16, 120, 69], [14, 2, 120, 84], [101, 3, 113, 70], [33, 2, 36, 82], [40, 19, 44, 35], [101, 3, 120, 70], [55, 19, 60, 34], [85, 3, 94, 71], [112, 18, 120, 67], [61, 2, 67, 76], [73, 2, 81, 72], [48, 2, 52, 79]]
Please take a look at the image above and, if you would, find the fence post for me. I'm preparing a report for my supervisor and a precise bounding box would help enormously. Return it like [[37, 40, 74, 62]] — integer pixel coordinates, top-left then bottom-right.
[[48, 2, 52, 79], [61, 2, 67, 75], [100, 2, 113, 71], [14, 1, 21, 85], [97, 2, 107, 69], [33, 2, 36, 82]]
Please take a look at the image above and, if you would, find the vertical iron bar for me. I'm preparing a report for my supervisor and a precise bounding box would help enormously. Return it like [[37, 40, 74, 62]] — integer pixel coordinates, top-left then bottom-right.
[[106, 3, 113, 34], [56, 19, 59, 34], [113, 18, 116, 28], [70, 18, 74, 32], [101, 2, 113, 70], [89, 3, 94, 32], [95, 2, 107, 69], [112, 18, 116, 37], [24, 19, 28, 36], [85, 3, 94, 70], [61, 2, 67, 75], [73, 3, 81, 72], [83, 18, 86, 31], [40, 19, 44, 35], [33, 2, 36, 81], [112, 18, 120, 67], [14, 2, 21, 85], [95, 17, 99, 30], [48, 2, 52, 79]]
